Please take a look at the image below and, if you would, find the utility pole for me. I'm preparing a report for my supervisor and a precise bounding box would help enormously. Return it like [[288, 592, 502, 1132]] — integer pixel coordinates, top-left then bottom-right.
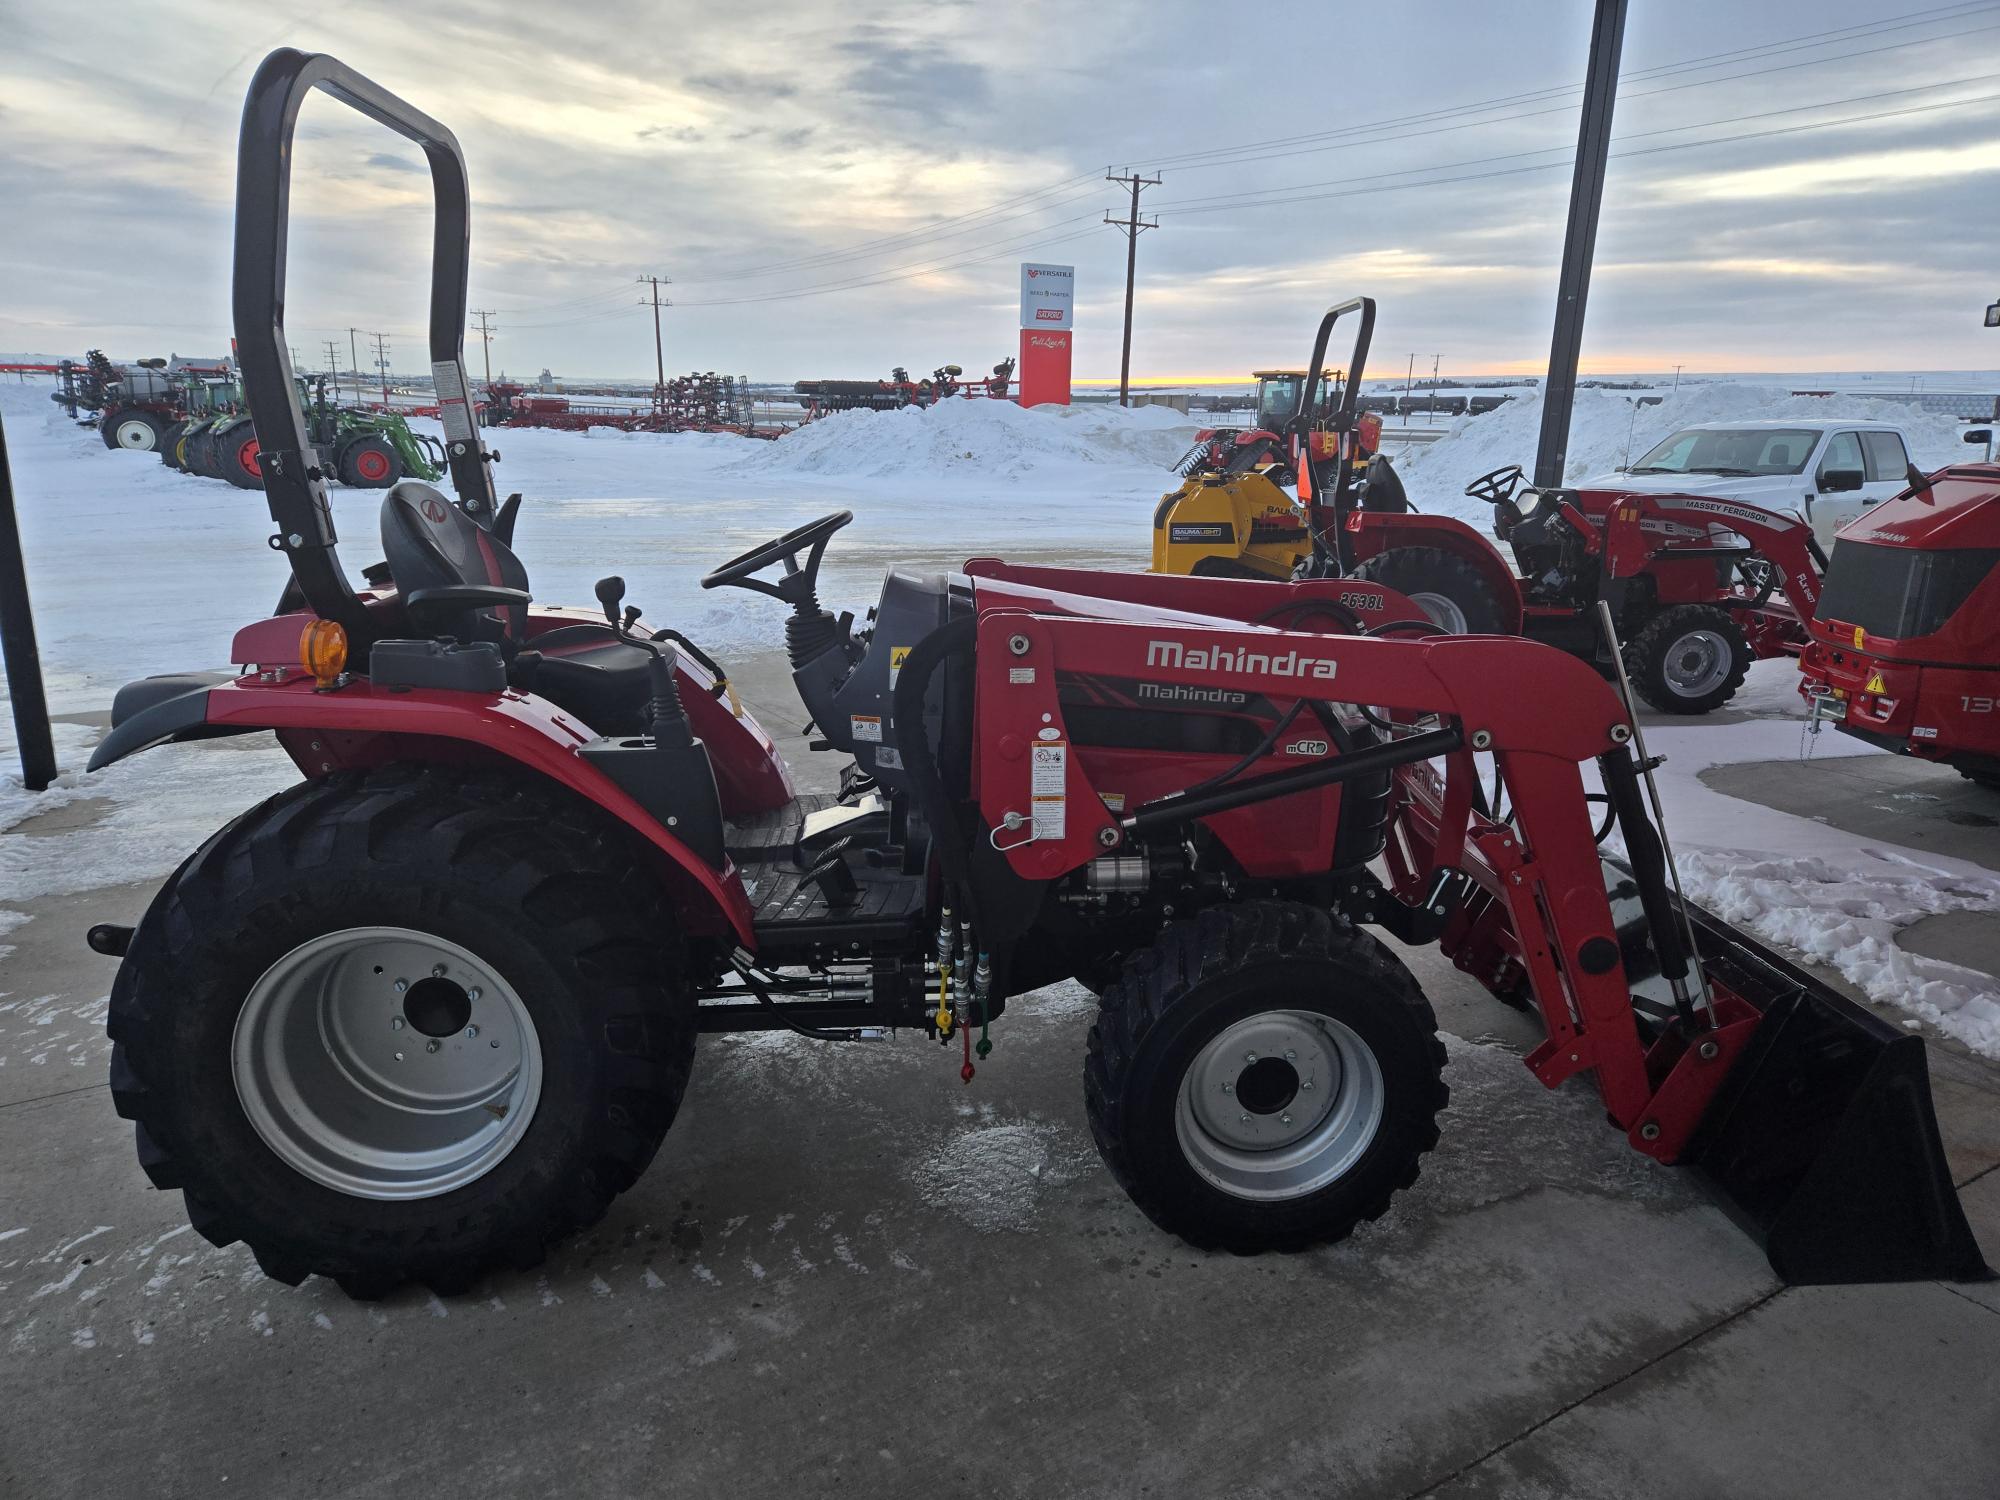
[[1404, 354, 1415, 414], [1672, 363, 1683, 393], [321, 340, 341, 401], [1428, 354, 1440, 418], [1104, 171, 1160, 407], [371, 332, 392, 405], [1533, 0, 1628, 490], [348, 328, 363, 402], [638, 276, 670, 399], [469, 310, 497, 393]]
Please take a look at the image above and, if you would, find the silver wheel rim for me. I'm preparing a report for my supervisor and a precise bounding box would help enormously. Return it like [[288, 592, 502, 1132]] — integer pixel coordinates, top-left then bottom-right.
[[1409, 591, 1470, 635], [115, 418, 156, 450], [1661, 628, 1731, 698], [232, 927, 543, 1201], [1174, 1008, 1384, 1201]]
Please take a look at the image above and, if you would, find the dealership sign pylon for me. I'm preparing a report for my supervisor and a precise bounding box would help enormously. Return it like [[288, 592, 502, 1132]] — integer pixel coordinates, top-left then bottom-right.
[[1018, 262, 1073, 407]]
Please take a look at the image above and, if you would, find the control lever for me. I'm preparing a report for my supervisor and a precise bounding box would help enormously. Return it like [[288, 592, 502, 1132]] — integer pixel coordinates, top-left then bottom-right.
[[594, 574, 691, 748]]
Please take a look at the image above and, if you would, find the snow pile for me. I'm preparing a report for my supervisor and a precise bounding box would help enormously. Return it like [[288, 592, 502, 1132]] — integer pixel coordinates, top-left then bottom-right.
[[729, 398, 1200, 482], [1395, 382, 1973, 520], [1677, 848, 2000, 1053]]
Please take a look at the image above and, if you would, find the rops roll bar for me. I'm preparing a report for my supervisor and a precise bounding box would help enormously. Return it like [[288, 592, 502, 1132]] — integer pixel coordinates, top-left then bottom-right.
[[1291, 296, 1376, 575], [232, 48, 496, 636]]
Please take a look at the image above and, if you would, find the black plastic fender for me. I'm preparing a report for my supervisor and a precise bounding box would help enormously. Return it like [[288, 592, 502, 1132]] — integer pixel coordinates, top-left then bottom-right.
[[86, 672, 247, 772]]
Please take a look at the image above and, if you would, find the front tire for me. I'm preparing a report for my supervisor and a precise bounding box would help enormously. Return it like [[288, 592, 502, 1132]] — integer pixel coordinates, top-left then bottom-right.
[[1084, 901, 1447, 1253], [1350, 546, 1507, 635], [107, 767, 695, 1296], [338, 434, 402, 488], [1624, 603, 1751, 715]]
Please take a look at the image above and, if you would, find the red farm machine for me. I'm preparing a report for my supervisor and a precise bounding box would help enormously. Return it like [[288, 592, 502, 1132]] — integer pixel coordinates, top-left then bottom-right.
[[1800, 443, 2000, 789], [79, 51, 1988, 1299], [51, 350, 235, 452], [1262, 305, 1828, 714], [482, 370, 772, 437], [793, 358, 1016, 420]]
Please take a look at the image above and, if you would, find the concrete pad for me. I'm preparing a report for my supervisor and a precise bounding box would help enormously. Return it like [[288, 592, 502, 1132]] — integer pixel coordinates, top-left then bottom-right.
[[1955, 1170, 2000, 1315], [1898, 910, 2000, 983], [1701, 754, 2000, 873], [1430, 1282, 2000, 1500]]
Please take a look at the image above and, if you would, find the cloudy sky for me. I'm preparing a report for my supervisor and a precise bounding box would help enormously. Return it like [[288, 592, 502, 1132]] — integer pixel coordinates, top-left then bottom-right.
[[4, 0, 1999, 384]]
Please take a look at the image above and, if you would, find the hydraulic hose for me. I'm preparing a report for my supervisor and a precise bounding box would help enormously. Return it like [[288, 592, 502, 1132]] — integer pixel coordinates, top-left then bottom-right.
[[891, 614, 980, 923]]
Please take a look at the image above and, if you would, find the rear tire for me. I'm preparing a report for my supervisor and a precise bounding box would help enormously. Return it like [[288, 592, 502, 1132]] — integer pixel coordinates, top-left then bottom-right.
[[217, 417, 264, 489], [1624, 604, 1751, 715], [107, 767, 695, 1296], [1350, 546, 1507, 635], [338, 434, 402, 488], [157, 422, 186, 467], [1084, 901, 1447, 1253], [103, 408, 165, 451]]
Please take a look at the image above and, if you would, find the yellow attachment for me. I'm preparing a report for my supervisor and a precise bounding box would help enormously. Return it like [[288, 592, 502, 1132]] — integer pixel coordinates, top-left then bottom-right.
[[934, 971, 953, 1034], [299, 619, 348, 688], [1151, 471, 1306, 581]]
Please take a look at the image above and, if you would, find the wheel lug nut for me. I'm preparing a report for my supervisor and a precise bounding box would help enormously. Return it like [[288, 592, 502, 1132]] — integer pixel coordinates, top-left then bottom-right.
[[426, 1040, 441, 1054], [1284, 1049, 1296, 1060], [1302, 1079, 1314, 1090], [394, 1051, 405, 1062], [432, 964, 447, 978], [1221, 1082, 1233, 1093], [1239, 1114, 1250, 1125], [467, 987, 482, 1002], [1280, 1113, 1293, 1125], [390, 1016, 405, 1030], [465, 1024, 479, 1039], [1244, 1052, 1257, 1063], [393, 978, 408, 993]]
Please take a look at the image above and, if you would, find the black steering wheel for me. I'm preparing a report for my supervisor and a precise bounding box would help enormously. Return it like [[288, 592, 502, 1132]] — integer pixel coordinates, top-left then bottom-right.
[[1464, 465, 1526, 507], [700, 510, 853, 605]]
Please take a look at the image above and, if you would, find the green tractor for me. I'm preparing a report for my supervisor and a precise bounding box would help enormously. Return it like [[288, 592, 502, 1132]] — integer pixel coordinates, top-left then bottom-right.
[[169, 376, 444, 490]]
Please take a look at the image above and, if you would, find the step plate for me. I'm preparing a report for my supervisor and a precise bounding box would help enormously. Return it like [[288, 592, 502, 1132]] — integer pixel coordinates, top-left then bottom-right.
[[725, 792, 840, 866]]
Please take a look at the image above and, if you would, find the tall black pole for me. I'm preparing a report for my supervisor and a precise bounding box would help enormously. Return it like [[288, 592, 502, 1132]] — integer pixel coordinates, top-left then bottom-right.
[[1534, 0, 1628, 489], [1105, 171, 1159, 408], [0, 413, 58, 792]]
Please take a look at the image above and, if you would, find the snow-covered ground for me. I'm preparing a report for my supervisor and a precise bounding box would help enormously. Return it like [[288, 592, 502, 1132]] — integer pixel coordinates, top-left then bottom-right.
[[2, 377, 1996, 1053]]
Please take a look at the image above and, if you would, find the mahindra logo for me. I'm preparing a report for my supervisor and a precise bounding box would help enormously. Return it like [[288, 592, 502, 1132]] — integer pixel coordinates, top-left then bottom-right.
[[421, 498, 448, 523], [1145, 638, 1339, 681]]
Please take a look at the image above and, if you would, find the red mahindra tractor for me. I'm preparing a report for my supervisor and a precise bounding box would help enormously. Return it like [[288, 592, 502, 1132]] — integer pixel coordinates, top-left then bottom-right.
[[1799, 451, 2000, 789], [80, 51, 1986, 1298], [1284, 321, 1825, 715]]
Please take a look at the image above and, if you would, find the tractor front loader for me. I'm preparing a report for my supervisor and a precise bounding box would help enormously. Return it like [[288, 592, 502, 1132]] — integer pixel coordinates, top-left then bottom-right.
[[80, 51, 1988, 1299]]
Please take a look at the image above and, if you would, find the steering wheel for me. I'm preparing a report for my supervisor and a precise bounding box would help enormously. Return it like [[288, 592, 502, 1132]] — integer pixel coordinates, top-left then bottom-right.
[[701, 510, 853, 605], [1464, 465, 1526, 507]]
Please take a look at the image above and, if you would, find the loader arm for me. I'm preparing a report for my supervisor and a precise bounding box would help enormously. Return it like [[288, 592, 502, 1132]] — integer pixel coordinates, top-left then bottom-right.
[[964, 603, 1987, 1283]]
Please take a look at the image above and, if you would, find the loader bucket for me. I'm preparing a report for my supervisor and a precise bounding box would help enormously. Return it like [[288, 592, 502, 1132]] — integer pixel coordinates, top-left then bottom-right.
[[1606, 861, 1992, 1285]]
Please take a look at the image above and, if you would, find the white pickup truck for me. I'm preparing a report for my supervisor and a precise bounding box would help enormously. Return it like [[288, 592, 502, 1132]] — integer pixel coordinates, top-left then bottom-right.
[[1587, 418, 1917, 550]]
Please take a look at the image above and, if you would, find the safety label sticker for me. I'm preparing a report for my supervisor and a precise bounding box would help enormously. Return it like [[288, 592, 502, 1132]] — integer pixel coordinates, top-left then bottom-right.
[[1031, 741, 1066, 840], [851, 713, 883, 743], [890, 646, 911, 685], [430, 361, 477, 443]]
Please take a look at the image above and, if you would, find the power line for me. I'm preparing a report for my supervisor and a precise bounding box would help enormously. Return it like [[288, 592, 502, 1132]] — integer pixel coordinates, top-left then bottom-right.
[[1104, 172, 1160, 408], [469, 309, 497, 390]]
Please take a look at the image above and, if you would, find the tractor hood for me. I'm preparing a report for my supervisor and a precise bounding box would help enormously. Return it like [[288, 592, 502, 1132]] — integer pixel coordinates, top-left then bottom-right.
[[1577, 468, 1808, 507], [1831, 463, 2000, 549]]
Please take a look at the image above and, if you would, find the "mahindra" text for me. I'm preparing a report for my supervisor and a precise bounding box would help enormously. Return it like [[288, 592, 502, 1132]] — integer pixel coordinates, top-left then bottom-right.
[[1144, 639, 1339, 680]]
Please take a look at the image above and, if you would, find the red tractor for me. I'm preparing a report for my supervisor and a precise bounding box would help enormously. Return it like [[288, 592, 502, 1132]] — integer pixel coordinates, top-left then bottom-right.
[[1799, 453, 2000, 789], [1285, 309, 1826, 714], [79, 51, 1985, 1298]]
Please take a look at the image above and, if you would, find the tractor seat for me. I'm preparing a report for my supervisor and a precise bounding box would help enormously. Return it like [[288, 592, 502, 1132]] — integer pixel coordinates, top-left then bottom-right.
[[378, 482, 655, 734]]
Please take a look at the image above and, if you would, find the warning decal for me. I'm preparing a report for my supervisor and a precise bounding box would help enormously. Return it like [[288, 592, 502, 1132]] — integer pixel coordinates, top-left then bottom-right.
[[889, 646, 911, 685], [851, 713, 883, 743], [1030, 741, 1067, 840]]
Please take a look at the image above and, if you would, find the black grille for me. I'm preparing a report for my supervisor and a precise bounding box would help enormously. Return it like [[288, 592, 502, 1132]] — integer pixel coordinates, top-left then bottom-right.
[[1816, 542, 1998, 640]]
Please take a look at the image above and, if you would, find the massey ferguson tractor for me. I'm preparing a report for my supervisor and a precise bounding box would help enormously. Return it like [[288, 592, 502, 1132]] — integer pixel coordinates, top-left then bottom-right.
[[1158, 307, 1827, 715], [1799, 447, 2000, 790], [79, 51, 1986, 1299]]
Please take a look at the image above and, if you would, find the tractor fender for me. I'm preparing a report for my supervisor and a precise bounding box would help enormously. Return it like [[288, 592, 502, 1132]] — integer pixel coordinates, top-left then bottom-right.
[[200, 674, 757, 944], [1343, 514, 1524, 632], [86, 672, 250, 772]]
